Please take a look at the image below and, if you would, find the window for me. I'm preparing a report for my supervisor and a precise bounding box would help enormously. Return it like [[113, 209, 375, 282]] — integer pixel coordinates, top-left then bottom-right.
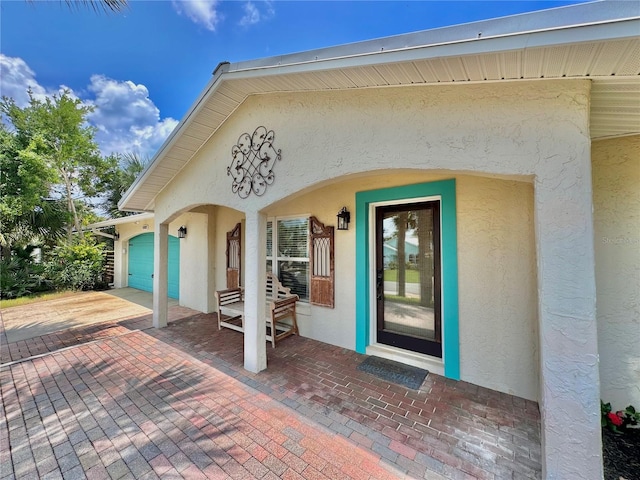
[[267, 217, 309, 301]]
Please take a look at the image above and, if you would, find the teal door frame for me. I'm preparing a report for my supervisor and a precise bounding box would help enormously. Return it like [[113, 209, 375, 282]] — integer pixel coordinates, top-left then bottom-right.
[[355, 179, 460, 380]]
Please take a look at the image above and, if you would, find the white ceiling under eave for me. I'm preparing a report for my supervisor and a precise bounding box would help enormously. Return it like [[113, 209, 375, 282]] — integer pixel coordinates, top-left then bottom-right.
[[120, 19, 640, 213]]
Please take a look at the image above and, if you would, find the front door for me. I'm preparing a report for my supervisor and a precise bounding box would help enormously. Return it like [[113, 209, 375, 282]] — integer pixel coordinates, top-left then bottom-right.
[[375, 201, 442, 357]]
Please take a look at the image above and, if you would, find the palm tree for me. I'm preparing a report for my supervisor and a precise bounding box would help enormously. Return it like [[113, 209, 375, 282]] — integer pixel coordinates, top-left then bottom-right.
[[0, 199, 69, 260], [100, 152, 148, 218], [68, 0, 127, 12], [27, 1, 128, 13]]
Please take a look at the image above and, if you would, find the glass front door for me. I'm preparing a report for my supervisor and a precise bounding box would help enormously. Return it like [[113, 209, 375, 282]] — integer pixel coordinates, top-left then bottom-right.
[[375, 201, 442, 357]]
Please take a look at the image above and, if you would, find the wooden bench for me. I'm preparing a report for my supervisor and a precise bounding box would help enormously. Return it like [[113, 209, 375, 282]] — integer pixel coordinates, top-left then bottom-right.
[[215, 272, 299, 348]]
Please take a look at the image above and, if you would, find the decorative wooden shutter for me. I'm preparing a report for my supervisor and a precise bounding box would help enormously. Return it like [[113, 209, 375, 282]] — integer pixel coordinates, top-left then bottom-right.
[[309, 216, 334, 308], [226, 223, 241, 289]]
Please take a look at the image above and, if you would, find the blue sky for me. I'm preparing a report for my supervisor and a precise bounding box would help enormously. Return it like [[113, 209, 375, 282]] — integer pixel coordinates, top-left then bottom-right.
[[1, 0, 590, 157]]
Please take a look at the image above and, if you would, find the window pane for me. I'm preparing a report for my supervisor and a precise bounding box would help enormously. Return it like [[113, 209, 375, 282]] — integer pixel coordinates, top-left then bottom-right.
[[266, 221, 273, 258], [278, 260, 309, 301], [278, 218, 308, 258]]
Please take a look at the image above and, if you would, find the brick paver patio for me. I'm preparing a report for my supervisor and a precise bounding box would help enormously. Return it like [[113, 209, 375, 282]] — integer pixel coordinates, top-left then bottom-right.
[[0, 301, 541, 479]]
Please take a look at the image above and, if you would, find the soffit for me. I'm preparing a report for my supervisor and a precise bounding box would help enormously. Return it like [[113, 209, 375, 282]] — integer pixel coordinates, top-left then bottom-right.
[[120, 19, 640, 212]]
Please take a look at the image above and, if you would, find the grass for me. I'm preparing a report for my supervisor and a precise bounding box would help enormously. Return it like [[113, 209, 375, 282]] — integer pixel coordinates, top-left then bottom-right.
[[0, 290, 75, 309], [384, 294, 422, 305], [384, 269, 420, 283]]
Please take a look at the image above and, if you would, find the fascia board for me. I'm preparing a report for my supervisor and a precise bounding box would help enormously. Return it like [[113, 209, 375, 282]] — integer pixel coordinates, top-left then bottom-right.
[[224, 19, 640, 80]]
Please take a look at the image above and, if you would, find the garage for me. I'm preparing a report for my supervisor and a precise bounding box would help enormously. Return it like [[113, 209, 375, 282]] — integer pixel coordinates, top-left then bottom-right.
[[128, 233, 180, 299]]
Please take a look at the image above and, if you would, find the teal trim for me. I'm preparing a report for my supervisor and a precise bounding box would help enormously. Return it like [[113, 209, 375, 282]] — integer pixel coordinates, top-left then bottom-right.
[[128, 233, 180, 300], [355, 179, 460, 380], [168, 236, 180, 300]]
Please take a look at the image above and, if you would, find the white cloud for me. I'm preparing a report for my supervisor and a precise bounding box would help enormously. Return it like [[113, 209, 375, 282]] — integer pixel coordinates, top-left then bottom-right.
[[87, 75, 178, 157], [0, 55, 177, 158], [0, 54, 48, 106], [240, 1, 274, 27], [172, 0, 221, 31]]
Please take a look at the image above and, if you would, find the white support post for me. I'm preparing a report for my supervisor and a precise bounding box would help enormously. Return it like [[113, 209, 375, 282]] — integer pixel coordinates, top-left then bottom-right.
[[534, 150, 602, 479], [113, 239, 124, 289], [243, 210, 267, 373], [153, 222, 169, 329]]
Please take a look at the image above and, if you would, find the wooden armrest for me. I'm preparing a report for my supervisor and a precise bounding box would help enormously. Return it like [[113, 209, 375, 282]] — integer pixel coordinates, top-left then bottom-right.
[[216, 288, 243, 306], [271, 295, 299, 317]]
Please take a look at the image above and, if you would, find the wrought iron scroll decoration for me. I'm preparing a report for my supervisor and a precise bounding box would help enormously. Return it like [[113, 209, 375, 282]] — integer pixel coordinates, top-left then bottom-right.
[[227, 126, 281, 199]]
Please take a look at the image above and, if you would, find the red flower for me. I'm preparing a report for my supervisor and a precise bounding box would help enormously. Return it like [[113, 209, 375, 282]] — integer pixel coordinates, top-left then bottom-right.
[[608, 412, 623, 426]]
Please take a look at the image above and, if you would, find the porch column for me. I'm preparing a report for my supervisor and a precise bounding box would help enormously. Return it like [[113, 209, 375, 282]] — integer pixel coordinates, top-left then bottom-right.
[[534, 149, 602, 478], [243, 210, 267, 373], [113, 238, 124, 289], [152, 222, 169, 328]]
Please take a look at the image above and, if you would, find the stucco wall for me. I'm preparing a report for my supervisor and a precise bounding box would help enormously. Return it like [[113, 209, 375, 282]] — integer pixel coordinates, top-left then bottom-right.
[[113, 212, 209, 312], [152, 80, 591, 402], [152, 79, 590, 220], [457, 177, 538, 400], [593, 135, 640, 408], [149, 78, 600, 476], [210, 172, 538, 400]]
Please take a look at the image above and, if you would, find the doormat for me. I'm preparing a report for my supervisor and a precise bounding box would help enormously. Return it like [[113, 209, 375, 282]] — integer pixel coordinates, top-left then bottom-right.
[[357, 356, 428, 390]]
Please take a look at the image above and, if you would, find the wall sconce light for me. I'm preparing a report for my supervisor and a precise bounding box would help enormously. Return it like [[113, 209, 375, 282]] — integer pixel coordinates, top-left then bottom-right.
[[178, 225, 188, 239], [114, 231, 120, 241], [337, 207, 351, 231]]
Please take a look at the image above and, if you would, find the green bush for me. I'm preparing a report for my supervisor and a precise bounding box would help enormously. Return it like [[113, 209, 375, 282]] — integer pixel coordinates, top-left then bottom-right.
[[44, 239, 107, 291], [0, 254, 51, 299]]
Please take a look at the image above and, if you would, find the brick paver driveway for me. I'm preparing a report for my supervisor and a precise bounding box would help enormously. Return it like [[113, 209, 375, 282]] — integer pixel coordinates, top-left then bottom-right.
[[1, 327, 408, 480], [1, 291, 541, 479]]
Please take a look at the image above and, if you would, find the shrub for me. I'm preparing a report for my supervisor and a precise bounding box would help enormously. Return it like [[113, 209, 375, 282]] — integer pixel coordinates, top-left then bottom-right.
[[0, 254, 50, 299], [44, 238, 106, 291]]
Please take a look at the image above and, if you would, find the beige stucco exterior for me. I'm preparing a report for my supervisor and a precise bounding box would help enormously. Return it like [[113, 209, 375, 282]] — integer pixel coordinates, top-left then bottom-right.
[[113, 212, 211, 312], [97, 3, 640, 473], [109, 129, 640, 415], [593, 135, 640, 409], [153, 80, 600, 475], [211, 173, 539, 400], [108, 77, 640, 478]]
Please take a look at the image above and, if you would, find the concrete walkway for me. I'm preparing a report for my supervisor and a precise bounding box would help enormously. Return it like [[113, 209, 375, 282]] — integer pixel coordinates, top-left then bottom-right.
[[0, 290, 541, 479], [1, 289, 177, 343]]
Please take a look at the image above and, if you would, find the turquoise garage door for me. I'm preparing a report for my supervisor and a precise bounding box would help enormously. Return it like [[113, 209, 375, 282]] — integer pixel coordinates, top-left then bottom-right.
[[128, 233, 180, 299]]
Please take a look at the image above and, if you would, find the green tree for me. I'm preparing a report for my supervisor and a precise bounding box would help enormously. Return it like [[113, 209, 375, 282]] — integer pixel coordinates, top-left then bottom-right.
[[1, 90, 112, 237], [0, 122, 69, 257], [99, 152, 148, 218]]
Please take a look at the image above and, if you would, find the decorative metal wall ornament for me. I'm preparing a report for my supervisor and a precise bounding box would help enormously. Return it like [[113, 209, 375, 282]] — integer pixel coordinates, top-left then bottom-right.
[[227, 126, 282, 199]]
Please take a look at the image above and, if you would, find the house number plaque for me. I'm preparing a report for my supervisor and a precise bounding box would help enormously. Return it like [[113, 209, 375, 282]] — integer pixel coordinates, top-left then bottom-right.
[[227, 126, 281, 199]]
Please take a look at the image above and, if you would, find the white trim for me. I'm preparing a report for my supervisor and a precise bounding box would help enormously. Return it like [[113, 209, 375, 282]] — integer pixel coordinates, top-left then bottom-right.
[[224, 20, 639, 80], [365, 344, 444, 377], [85, 213, 154, 230], [266, 215, 311, 302]]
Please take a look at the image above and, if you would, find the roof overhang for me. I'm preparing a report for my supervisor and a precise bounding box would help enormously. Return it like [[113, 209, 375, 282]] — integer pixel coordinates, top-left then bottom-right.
[[85, 212, 155, 230], [119, 0, 640, 212]]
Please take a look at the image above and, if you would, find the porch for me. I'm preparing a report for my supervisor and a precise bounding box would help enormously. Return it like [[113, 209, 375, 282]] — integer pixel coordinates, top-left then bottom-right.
[[152, 310, 541, 479]]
